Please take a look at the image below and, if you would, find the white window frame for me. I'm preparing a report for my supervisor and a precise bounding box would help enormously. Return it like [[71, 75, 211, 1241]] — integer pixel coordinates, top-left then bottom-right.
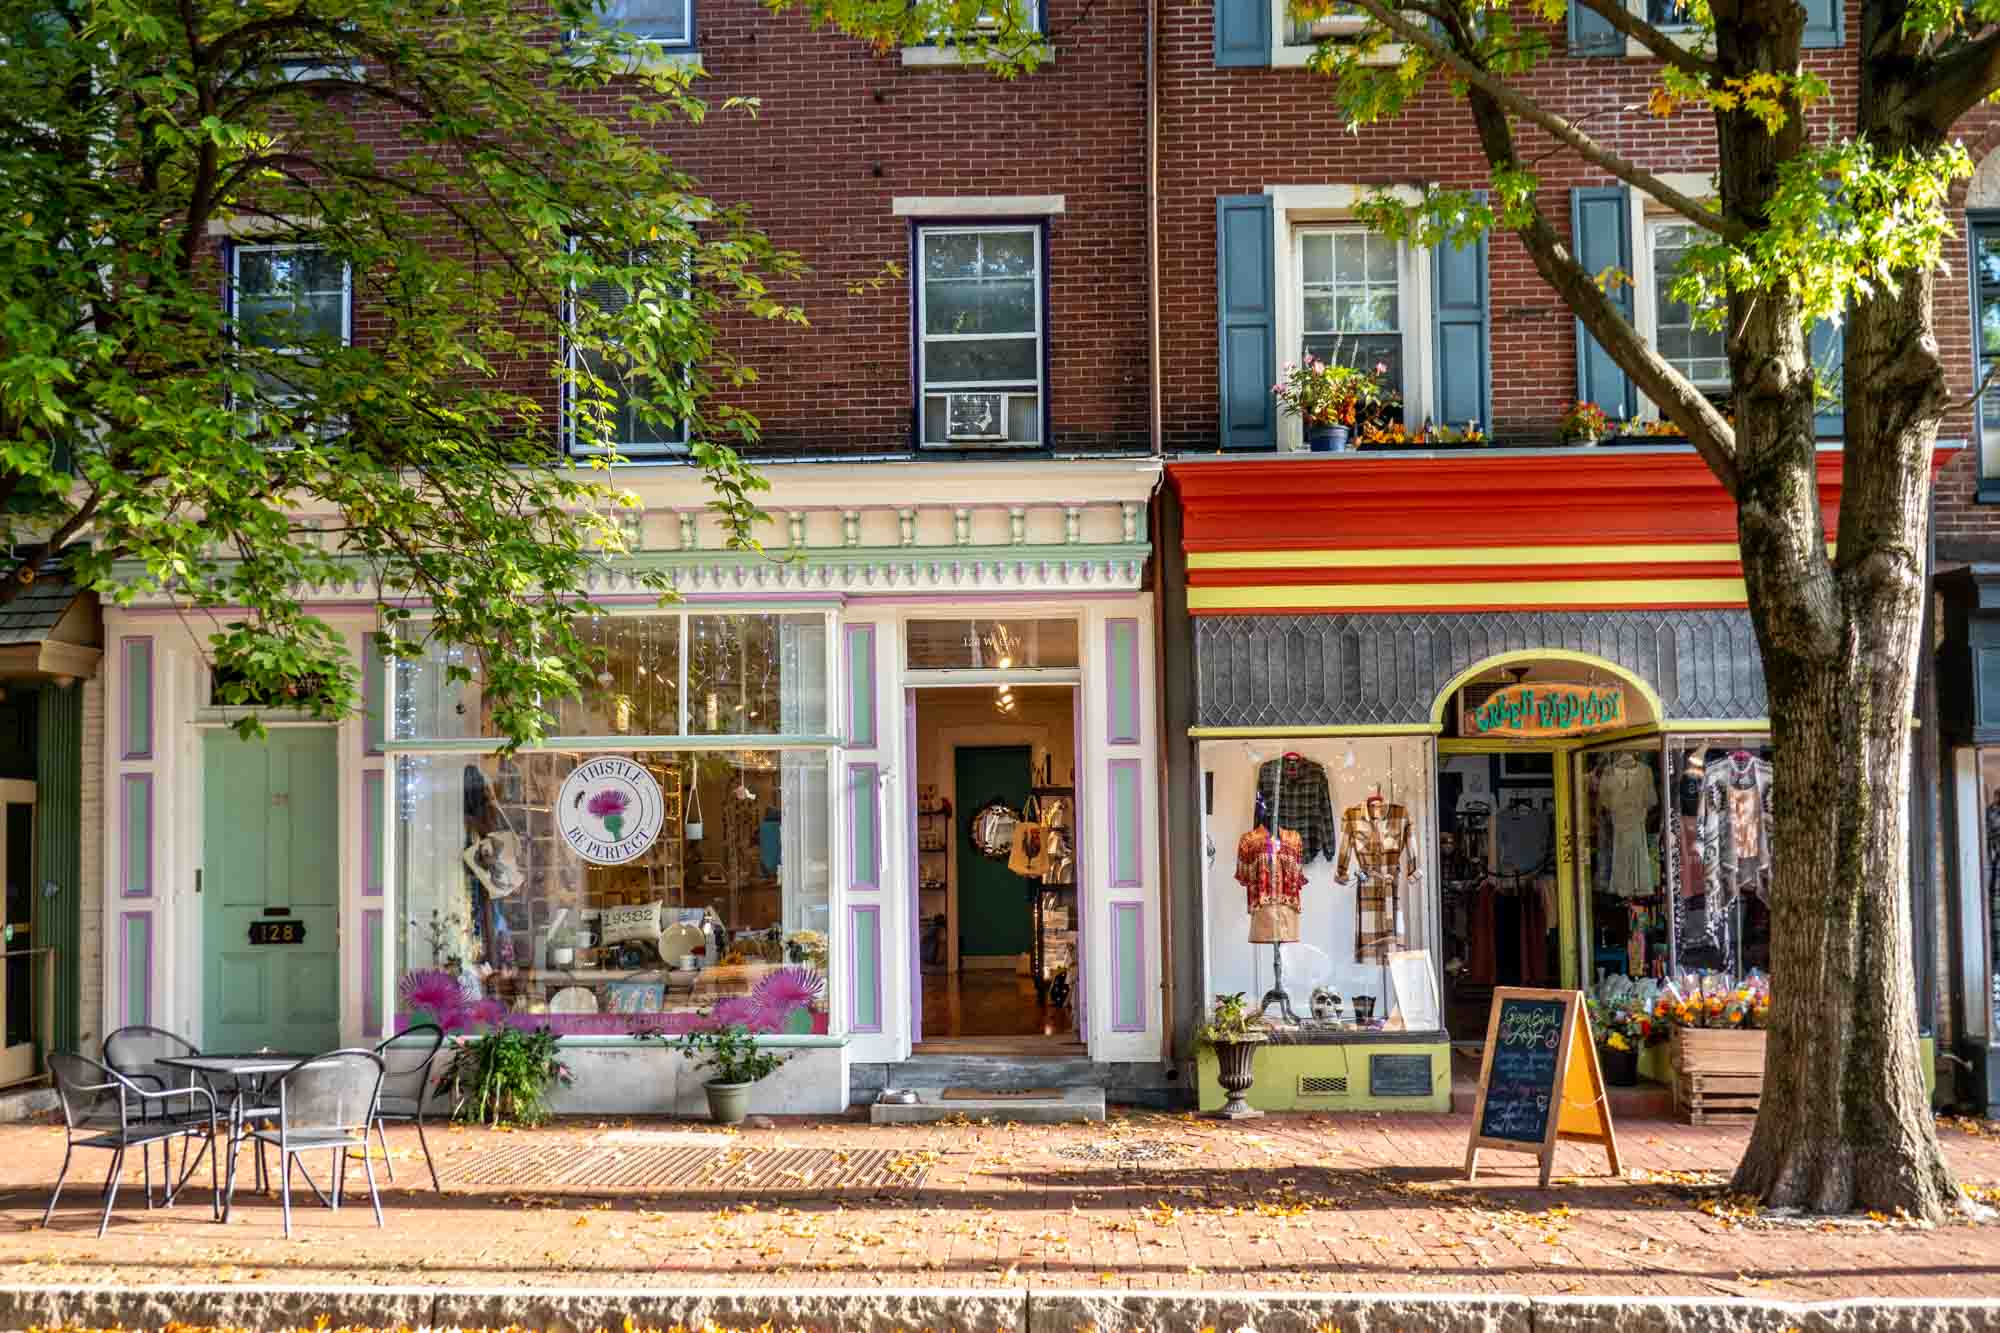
[[228, 240, 351, 439], [581, 0, 694, 47], [1641, 216, 1729, 395], [1627, 175, 1722, 420], [563, 243, 693, 461], [1272, 2, 1407, 68], [903, 1, 1050, 66], [914, 222, 1046, 450], [1295, 225, 1407, 402], [1267, 185, 1430, 451], [1612, 0, 1711, 58]]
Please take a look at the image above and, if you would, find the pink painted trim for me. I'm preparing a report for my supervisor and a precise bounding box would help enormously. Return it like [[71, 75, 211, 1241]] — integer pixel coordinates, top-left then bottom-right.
[[362, 909, 384, 1038], [1072, 686, 1087, 1046], [120, 774, 152, 899], [1105, 618, 1140, 746], [848, 903, 883, 1035], [362, 770, 384, 897], [1109, 900, 1144, 1033], [120, 636, 154, 761], [846, 590, 1145, 606], [1108, 758, 1142, 889], [120, 910, 151, 1027], [845, 624, 877, 748]]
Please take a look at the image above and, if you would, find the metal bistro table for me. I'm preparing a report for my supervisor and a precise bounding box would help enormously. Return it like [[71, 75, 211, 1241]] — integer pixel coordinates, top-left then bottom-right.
[[158, 1052, 306, 1222]]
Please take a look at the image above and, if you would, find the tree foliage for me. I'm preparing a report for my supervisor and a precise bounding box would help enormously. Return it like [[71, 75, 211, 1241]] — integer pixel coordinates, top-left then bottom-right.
[[0, 0, 801, 744]]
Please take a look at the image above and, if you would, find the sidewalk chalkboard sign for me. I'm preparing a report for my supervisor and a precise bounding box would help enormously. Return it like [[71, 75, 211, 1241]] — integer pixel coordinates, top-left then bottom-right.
[[1464, 987, 1620, 1187]]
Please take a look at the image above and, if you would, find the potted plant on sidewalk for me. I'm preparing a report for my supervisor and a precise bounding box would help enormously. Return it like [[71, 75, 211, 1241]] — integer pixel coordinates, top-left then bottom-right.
[[1196, 992, 1267, 1120], [1586, 996, 1656, 1087], [1273, 356, 1397, 452], [674, 1022, 787, 1125]]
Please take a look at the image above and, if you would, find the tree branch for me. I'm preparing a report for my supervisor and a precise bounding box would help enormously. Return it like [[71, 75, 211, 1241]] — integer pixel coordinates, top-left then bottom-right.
[[1572, 0, 1717, 77], [1901, 27, 2000, 131], [1346, 0, 1744, 241]]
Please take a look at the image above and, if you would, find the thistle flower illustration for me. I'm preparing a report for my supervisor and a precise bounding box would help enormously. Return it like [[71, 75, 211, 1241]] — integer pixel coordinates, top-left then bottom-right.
[[586, 787, 630, 839]]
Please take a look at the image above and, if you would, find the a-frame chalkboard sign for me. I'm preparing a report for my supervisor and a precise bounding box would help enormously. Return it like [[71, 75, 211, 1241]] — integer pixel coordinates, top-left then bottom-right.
[[1464, 987, 1621, 1186]]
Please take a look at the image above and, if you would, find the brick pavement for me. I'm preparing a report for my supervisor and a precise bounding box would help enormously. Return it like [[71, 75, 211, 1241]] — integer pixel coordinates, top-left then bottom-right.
[[3, 1109, 1999, 1301]]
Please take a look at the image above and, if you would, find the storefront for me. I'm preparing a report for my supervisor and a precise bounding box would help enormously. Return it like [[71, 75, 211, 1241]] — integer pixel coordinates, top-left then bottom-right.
[[97, 459, 1164, 1114], [1940, 564, 2000, 1112], [1166, 448, 1828, 1112]]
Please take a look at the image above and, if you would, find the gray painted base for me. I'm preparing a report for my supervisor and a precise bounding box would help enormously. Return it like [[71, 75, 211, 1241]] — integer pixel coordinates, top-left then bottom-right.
[[6, 1285, 2000, 1332], [0, 1084, 55, 1124], [850, 1057, 1185, 1109], [869, 1086, 1105, 1123]]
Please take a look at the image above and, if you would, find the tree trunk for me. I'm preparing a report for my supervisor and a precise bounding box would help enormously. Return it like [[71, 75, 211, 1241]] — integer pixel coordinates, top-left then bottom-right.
[[1728, 222, 1957, 1221]]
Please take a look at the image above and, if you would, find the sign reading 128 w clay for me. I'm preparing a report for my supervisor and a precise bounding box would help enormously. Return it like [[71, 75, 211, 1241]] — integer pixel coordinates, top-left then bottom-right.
[[1466, 683, 1625, 739], [558, 757, 666, 864]]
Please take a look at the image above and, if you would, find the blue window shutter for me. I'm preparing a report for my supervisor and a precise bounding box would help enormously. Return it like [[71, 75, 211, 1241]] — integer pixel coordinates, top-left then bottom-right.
[[1215, 0, 1270, 66], [1571, 186, 1637, 420], [1802, 0, 1841, 48], [1568, 0, 1622, 55], [1217, 194, 1277, 450], [1810, 317, 1843, 439], [1431, 211, 1492, 433]]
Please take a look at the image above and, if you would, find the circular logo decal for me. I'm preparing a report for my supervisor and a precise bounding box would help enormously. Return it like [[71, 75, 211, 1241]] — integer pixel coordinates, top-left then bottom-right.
[[557, 757, 665, 866]]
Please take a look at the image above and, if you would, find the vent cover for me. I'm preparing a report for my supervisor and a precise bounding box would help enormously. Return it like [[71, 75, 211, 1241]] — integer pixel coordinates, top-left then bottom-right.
[[1296, 1075, 1349, 1098]]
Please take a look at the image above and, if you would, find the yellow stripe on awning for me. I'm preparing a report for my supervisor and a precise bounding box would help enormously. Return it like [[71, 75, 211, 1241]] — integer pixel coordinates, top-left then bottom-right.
[[1187, 578, 1750, 611]]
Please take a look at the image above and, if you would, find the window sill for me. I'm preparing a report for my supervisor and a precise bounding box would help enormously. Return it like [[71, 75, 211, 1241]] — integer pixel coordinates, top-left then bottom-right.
[[1622, 29, 1708, 58], [562, 44, 703, 75], [900, 43, 1054, 68], [1272, 41, 1406, 68]]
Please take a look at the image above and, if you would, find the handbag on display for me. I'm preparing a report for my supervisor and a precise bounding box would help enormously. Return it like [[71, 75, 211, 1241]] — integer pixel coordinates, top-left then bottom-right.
[[1008, 820, 1051, 878]]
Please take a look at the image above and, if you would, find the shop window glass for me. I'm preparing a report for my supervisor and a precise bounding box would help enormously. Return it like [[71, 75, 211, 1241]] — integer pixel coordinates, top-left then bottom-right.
[[1973, 221, 2000, 491], [1979, 750, 2000, 1031], [393, 748, 832, 1036], [1437, 753, 1561, 1041], [1199, 738, 1438, 1033], [904, 618, 1079, 671], [688, 613, 828, 736], [1579, 747, 1669, 985], [1665, 738, 1773, 980]]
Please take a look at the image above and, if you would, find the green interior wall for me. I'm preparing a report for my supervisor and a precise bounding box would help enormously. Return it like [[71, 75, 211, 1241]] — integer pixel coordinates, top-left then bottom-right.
[[1195, 1041, 1453, 1113], [955, 745, 1033, 957]]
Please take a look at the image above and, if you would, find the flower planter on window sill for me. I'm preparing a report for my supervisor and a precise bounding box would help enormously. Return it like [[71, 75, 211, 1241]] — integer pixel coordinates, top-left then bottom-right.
[[1352, 439, 1494, 453]]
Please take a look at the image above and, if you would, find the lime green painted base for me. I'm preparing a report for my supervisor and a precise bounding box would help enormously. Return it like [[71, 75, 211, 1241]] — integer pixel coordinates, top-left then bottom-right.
[[1638, 1041, 1670, 1085], [1195, 1041, 1452, 1113], [1924, 1035, 1936, 1100]]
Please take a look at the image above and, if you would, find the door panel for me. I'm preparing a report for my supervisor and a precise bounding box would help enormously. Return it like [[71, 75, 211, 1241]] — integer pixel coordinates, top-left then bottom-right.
[[0, 787, 35, 1086], [954, 746, 1033, 958], [203, 728, 340, 1054]]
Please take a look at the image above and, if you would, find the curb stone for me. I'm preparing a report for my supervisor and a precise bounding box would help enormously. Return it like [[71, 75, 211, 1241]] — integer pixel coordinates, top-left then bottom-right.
[[2, 1285, 2000, 1332]]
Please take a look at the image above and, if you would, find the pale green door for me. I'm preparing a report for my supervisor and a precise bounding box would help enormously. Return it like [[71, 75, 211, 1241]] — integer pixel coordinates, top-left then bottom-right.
[[203, 728, 340, 1054]]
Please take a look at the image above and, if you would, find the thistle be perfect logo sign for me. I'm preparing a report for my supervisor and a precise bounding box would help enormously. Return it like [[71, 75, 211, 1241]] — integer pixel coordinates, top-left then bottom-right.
[[558, 756, 666, 865]]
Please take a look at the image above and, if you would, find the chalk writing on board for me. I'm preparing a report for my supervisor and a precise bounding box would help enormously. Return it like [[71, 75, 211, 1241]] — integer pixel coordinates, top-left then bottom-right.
[[1478, 995, 1567, 1145]]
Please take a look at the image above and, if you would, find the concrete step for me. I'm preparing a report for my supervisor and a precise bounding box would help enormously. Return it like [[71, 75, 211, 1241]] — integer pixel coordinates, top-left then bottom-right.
[[0, 1081, 55, 1123], [870, 1086, 1105, 1124], [887, 1056, 1105, 1091]]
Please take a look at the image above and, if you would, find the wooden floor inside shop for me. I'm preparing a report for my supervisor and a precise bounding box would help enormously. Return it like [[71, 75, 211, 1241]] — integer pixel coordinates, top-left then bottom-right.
[[919, 969, 1078, 1045]]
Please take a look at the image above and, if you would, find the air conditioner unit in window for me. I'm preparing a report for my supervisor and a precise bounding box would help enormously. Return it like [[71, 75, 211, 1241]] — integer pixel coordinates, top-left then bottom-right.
[[945, 392, 1007, 442]]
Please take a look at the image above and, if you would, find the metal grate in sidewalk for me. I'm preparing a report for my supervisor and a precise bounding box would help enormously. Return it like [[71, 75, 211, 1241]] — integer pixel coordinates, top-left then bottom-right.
[[451, 1141, 930, 1193]]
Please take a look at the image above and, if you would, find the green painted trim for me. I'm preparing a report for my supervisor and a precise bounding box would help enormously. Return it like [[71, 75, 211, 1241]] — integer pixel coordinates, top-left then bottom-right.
[[36, 685, 81, 1056], [122, 912, 151, 1027], [1195, 1041, 1452, 1113], [845, 624, 877, 748], [1106, 619, 1140, 745], [383, 734, 842, 755], [1109, 760, 1141, 888], [1556, 753, 1580, 991], [1111, 901, 1144, 1032]]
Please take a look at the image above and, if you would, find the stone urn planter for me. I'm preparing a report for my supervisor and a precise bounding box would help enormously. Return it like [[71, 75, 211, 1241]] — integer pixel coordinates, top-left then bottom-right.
[[1211, 1038, 1265, 1121]]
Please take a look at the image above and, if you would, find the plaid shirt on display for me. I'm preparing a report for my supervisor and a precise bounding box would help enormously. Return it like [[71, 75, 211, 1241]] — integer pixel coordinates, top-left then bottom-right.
[[1334, 801, 1417, 963], [1254, 756, 1338, 864]]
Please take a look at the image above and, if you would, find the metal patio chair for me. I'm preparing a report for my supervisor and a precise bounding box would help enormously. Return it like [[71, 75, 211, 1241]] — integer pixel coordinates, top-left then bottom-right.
[[43, 1053, 219, 1237], [240, 1049, 385, 1238], [102, 1025, 215, 1121], [370, 1024, 445, 1192]]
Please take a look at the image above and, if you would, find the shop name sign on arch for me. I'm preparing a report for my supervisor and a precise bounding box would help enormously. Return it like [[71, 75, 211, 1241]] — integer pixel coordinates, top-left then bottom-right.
[[1466, 684, 1626, 740]]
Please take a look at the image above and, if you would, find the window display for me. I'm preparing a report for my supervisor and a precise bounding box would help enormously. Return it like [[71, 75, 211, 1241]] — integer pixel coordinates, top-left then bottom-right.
[[1579, 747, 1668, 985], [1975, 750, 2000, 1029], [391, 611, 835, 1037], [1666, 737, 1773, 979], [1202, 737, 1437, 1033], [1438, 753, 1557, 1040]]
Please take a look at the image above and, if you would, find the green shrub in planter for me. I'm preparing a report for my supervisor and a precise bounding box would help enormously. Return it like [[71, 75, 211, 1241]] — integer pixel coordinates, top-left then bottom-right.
[[441, 1024, 573, 1128], [674, 1023, 788, 1125]]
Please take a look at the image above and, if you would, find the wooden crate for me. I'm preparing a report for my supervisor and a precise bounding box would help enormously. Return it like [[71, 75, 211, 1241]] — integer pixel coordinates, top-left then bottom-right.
[[1670, 1027, 1766, 1123]]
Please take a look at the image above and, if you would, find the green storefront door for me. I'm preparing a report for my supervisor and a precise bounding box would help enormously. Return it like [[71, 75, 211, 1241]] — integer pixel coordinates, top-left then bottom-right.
[[203, 728, 341, 1054]]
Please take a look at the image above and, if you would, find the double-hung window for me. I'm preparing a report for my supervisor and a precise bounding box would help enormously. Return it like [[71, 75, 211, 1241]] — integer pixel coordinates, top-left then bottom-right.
[[597, 0, 692, 45], [1973, 218, 2000, 493], [1297, 226, 1405, 399], [916, 223, 1045, 448], [229, 242, 350, 435], [1647, 220, 1728, 392], [566, 250, 690, 459]]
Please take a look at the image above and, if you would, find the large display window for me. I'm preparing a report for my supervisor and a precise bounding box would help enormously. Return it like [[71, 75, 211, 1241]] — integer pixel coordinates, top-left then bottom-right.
[[1578, 744, 1669, 984], [1664, 736, 1773, 980], [390, 611, 836, 1037], [1201, 737, 1440, 1034]]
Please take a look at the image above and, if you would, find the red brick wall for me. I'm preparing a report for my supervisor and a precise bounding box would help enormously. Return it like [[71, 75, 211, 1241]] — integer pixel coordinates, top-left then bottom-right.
[[582, 0, 1151, 457]]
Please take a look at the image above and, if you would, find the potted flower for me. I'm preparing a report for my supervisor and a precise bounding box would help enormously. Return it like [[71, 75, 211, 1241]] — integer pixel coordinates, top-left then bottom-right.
[[1586, 998, 1657, 1087], [674, 1022, 788, 1125], [1195, 992, 1267, 1120], [1273, 357, 1398, 452], [1558, 399, 1612, 445]]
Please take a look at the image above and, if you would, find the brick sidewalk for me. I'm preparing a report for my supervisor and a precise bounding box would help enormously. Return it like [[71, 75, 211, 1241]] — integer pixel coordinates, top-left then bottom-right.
[[3, 1109, 1999, 1301]]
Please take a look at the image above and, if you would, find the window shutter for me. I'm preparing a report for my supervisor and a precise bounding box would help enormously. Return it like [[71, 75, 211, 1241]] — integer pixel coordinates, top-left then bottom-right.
[[1217, 194, 1277, 450], [1567, 0, 1622, 55], [1570, 186, 1638, 420], [1810, 317, 1843, 439], [1802, 0, 1841, 48], [1215, 0, 1270, 66], [1431, 209, 1492, 433]]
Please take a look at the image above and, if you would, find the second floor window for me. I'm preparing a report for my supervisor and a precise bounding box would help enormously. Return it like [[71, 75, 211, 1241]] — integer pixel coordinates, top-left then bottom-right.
[[916, 224, 1045, 448], [1297, 226, 1404, 398], [1649, 221, 1728, 391], [566, 255, 690, 459], [229, 242, 350, 431], [602, 0, 692, 44], [1974, 219, 2000, 491]]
